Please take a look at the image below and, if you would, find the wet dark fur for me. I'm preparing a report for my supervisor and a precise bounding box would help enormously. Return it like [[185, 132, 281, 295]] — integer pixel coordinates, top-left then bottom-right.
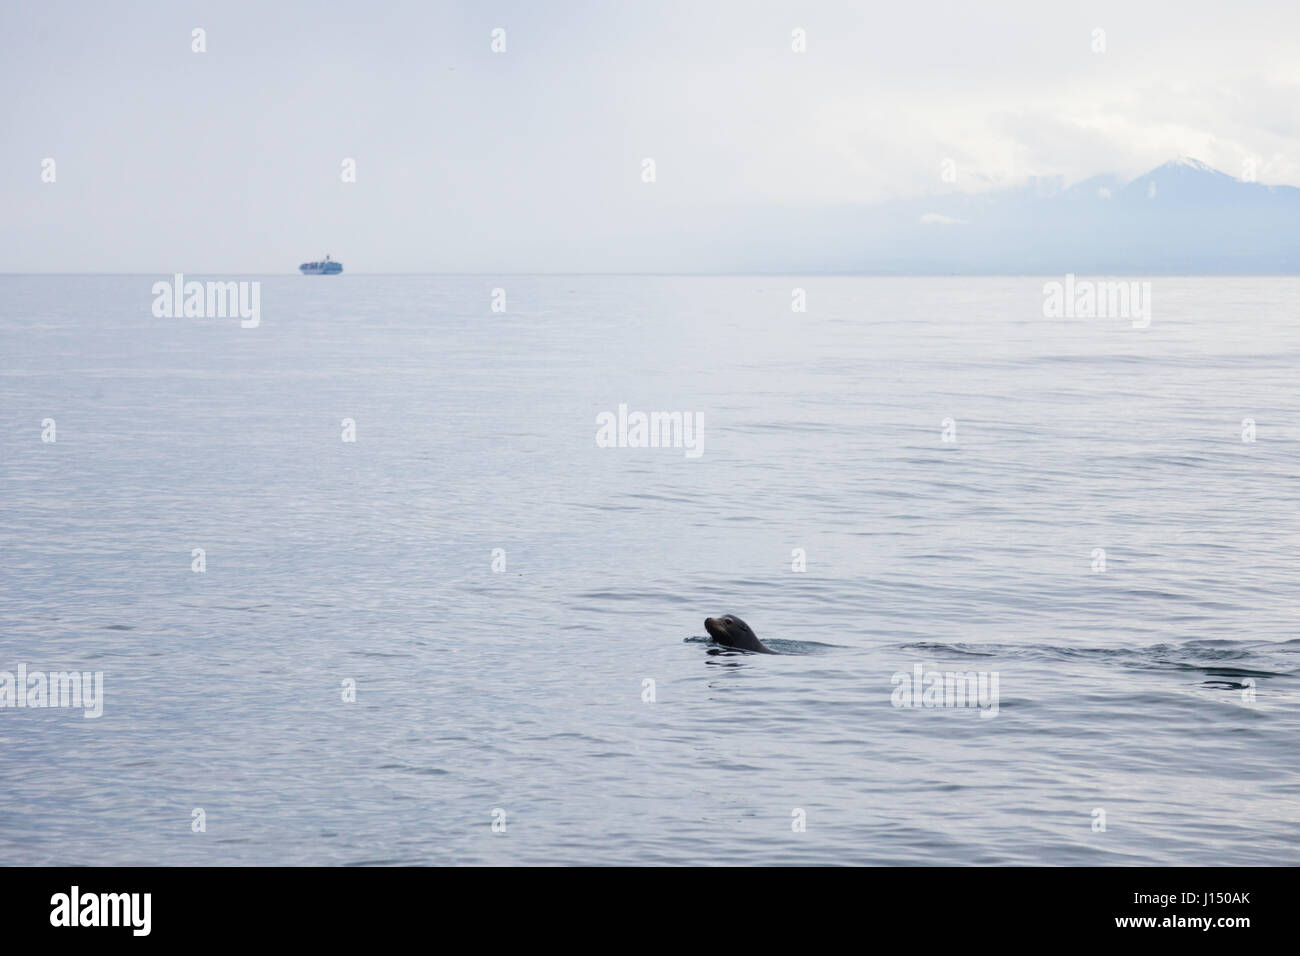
[[704, 615, 776, 654]]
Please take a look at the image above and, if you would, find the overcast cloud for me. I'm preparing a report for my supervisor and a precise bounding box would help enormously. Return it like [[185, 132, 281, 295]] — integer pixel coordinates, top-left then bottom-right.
[[4, 0, 1300, 271]]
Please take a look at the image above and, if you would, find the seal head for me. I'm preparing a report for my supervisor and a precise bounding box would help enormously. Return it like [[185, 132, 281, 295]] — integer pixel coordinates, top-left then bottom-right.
[[704, 614, 775, 654]]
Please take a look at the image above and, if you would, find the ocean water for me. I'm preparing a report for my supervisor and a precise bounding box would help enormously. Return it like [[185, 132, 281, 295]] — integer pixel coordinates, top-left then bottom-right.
[[2, 274, 1298, 866]]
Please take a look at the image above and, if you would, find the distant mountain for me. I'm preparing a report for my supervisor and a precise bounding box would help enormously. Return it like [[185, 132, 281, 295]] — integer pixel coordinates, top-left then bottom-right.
[[674, 158, 1300, 274], [902, 157, 1300, 273]]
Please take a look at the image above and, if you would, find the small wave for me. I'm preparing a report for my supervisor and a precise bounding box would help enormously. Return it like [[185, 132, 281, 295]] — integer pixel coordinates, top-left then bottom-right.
[[376, 763, 450, 776]]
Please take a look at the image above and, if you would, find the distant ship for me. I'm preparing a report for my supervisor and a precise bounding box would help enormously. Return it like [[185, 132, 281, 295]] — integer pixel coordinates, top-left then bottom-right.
[[299, 255, 342, 275]]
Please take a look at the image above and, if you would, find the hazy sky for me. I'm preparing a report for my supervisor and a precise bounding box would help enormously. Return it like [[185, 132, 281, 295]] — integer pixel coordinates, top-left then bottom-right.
[[5, 0, 1300, 272]]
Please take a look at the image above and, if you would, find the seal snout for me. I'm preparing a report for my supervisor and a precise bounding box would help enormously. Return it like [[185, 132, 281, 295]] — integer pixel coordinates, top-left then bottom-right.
[[704, 616, 723, 640]]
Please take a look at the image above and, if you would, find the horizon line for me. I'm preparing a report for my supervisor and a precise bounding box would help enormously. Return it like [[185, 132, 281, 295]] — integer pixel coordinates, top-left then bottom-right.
[[5, 271, 1300, 278]]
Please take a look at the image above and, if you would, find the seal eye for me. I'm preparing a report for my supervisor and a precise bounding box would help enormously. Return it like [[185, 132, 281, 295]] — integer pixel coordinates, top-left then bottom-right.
[[724, 618, 733, 625]]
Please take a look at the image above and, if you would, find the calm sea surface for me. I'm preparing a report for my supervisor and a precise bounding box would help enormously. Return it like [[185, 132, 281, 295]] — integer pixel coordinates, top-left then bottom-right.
[[1, 275, 1298, 865]]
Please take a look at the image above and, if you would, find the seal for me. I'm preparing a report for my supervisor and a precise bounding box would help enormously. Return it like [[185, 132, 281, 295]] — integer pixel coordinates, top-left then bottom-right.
[[704, 615, 776, 654]]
